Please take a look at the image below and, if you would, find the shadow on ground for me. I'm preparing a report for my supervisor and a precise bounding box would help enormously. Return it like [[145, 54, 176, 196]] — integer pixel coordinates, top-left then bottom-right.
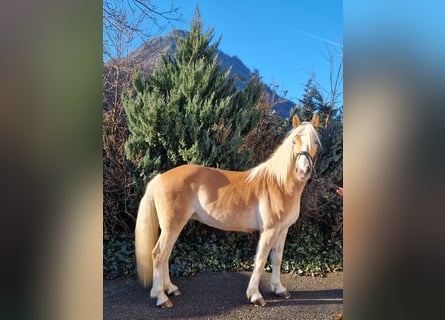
[[104, 272, 343, 320]]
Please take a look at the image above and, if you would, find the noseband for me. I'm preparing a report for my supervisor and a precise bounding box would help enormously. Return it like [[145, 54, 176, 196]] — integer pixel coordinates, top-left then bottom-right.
[[294, 151, 316, 174]]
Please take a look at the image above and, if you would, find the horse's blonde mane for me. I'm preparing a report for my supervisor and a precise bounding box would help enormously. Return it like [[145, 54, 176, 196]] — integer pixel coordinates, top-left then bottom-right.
[[247, 122, 320, 187]]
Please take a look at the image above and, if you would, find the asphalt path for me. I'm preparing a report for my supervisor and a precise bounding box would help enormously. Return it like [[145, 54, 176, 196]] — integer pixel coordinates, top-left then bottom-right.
[[104, 271, 343, 320]]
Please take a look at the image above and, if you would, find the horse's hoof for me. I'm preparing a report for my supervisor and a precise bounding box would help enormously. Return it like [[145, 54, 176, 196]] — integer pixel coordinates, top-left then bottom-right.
[[158, 299, 173, 308], [168, 289, 182, 296], [252, 297, 266, 307], [276, 290, 291, 299]]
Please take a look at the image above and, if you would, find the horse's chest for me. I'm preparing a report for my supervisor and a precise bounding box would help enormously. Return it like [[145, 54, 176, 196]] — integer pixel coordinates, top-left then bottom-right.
[[283, 202, 301, 226], [261, 194, 301, 228]]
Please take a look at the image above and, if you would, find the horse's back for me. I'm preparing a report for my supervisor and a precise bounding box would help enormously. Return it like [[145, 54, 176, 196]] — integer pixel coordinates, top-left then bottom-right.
[[158, 164, 245, 189], [154, 164, 233, 208]]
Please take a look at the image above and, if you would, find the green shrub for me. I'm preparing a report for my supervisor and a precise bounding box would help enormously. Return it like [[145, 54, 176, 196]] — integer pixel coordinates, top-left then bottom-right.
[[103, 232, 136, 279]]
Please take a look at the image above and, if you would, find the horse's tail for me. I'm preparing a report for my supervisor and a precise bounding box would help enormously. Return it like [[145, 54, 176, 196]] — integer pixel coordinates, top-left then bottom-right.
[[135, 174, 160, 287]]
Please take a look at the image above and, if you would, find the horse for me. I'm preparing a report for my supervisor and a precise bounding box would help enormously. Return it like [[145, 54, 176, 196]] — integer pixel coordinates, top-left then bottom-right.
[[135, 113, 321, 308]]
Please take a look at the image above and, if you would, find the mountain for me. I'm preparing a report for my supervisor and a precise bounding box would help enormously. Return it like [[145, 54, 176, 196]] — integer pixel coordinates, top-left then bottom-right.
[[104, 29, 294, 118]]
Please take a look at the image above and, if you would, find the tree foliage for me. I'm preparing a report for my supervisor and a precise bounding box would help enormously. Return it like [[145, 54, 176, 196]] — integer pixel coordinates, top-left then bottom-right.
[[103, 111, 139, 237], [124, 12, 262, 180], [241, 90, 288, 164], [295, 75, 342, 127]]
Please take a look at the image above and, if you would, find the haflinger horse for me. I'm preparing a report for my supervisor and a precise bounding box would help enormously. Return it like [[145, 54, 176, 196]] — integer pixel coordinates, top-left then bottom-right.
[[135, 113, 321, 308]]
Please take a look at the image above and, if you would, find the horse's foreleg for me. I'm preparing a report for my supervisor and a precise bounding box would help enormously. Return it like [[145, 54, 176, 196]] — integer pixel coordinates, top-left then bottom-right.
[[270, 228, 291, 299], [246, 228, 280, 306]]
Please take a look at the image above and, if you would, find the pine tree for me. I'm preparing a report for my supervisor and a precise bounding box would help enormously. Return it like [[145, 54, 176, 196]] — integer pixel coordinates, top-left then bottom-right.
[[297, 77, 325, 123], [296, 76, 342, 128], [124, 11, 262, 180]]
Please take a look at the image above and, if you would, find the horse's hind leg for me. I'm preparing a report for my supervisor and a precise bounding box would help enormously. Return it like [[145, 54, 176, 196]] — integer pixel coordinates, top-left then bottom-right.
[[150, 228, 182, 308], [270, 228, 291, 299], [163, 257, 181, 296]]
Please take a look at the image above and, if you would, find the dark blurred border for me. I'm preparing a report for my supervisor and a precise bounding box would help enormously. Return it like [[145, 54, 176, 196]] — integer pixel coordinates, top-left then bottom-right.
[[345, 1, 445, 319], [1, 1, 445, 319], [0, 1, 102, 319]]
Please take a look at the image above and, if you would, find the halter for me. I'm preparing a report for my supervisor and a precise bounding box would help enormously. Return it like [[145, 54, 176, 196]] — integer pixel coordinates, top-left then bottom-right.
[[294, 151, 316, 175]]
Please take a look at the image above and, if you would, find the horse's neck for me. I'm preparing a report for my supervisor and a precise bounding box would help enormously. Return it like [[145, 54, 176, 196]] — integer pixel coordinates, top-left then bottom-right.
[[254, 170, 305, 197], [283, 179, 306, 197]]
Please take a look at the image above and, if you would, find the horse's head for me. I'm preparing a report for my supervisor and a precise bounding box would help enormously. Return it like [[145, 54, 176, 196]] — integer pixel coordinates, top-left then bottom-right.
[[291, 113, 320, 182]]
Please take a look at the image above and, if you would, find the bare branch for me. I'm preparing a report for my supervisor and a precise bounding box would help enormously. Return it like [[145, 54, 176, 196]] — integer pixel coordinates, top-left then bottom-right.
[[319, 43, 343, 126], [103, 0, 182, 61]]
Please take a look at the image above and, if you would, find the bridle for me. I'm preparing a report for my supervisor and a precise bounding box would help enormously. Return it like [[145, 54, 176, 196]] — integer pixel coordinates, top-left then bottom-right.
[[294, 150, 317, 175]]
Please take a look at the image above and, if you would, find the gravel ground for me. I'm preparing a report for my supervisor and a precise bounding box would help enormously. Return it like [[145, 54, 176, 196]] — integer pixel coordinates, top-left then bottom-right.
[[104, 271, 343, 320]]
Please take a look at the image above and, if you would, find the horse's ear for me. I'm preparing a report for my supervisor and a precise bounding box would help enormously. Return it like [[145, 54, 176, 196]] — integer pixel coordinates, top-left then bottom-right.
[[311, 113, 320, 130], [292, 114, 301, 129]]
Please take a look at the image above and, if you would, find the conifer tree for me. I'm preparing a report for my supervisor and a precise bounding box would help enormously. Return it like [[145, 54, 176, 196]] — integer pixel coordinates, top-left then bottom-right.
[[296, 76, 341, 128], [297, 77, 325, 123], [124, 11, 262, 180]]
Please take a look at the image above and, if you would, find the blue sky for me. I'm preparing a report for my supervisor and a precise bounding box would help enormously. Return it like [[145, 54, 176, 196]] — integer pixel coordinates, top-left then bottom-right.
[[160, 1, 343, 106]]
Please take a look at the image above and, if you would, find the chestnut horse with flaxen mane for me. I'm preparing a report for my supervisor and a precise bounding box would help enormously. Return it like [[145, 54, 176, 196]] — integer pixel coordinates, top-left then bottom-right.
[[135, 113, 321, 308]]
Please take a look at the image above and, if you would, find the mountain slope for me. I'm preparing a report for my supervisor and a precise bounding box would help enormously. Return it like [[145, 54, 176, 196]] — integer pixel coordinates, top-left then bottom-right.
[[104, 29, 294, 118]]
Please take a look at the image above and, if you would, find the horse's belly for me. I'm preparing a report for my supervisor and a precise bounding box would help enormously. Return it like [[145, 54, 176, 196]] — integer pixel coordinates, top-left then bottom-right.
[[191, 205, 258, 233]]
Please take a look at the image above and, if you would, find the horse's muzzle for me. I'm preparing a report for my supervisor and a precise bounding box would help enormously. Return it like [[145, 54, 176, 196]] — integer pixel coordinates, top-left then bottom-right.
[[294, 151, 315, 181], [296, 168, 311, 181]]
